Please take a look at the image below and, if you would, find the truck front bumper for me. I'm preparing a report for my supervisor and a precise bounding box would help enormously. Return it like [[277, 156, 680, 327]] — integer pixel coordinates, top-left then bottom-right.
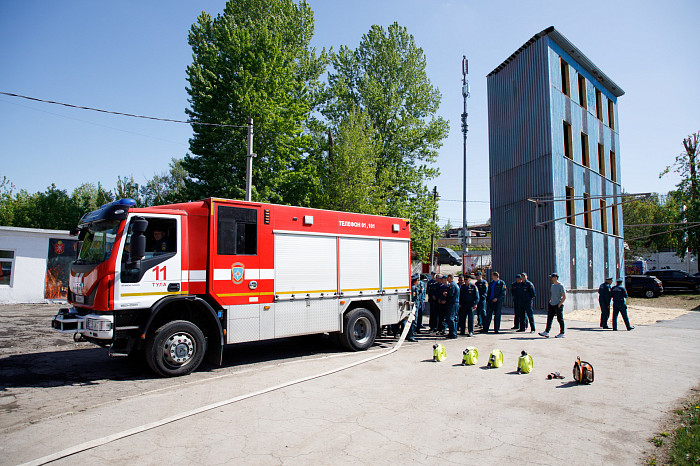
[[51, 308, 114, 340]]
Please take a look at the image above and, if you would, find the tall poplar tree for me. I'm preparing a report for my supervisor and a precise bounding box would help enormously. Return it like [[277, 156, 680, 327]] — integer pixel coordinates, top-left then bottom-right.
[[324, 22, 449, 259], [661, 131, 700, 257], [182, 0, 326, 204], [324, 107, 384, 214]]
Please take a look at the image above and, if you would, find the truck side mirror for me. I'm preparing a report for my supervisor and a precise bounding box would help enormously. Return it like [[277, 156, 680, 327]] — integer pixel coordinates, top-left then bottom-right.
[[129, 218, 148, 262]]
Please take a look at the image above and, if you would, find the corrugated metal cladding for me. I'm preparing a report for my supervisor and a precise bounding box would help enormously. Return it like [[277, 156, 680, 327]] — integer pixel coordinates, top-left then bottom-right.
[[487, 35, 554, 309], [488, 29, 624, 310]]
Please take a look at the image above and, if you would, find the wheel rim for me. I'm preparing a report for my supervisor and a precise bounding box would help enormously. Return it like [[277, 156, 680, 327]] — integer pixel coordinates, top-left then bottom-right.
[[353, 316, 372, 345], [164, 332, 196, 366], [646, 290, 654, 298]]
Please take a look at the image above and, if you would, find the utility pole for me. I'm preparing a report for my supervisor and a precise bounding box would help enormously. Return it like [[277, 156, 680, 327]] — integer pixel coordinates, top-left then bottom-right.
[[245, 118, 254, 202], [461, 56, 470, 259], [429, 186, 438, 272]]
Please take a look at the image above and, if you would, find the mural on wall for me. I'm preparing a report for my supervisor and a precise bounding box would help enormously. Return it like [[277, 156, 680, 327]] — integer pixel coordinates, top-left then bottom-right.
[[44, 239, 78, 299]]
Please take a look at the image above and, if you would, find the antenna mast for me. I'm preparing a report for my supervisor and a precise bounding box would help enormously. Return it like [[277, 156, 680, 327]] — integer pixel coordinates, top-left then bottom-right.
[[461, 56, 470, 259]]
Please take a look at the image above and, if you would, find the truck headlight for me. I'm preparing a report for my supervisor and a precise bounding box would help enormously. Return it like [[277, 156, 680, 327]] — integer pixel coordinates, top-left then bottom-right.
[[86, 318, 112, 332]]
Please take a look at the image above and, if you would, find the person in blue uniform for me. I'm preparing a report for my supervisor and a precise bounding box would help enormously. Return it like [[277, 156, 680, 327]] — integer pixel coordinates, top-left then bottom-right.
[[510, 274, 523, 330], [445, 274, 460, 339], [152, 228, 170, 254], [482, 271, 506, 334], [611, 279, 634, 331], [416, 275, 427, 332], [474, 271, 488, 329], [518, 272, 536, 332], [459, 275, 480, 336], [427, 273, 439, 331], [598, 277, 613, 329]]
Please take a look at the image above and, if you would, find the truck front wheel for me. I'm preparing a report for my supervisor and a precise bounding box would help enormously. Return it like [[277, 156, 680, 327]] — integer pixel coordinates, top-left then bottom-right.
[[340, 308, 377, 351], [146, 320, 206, 377]]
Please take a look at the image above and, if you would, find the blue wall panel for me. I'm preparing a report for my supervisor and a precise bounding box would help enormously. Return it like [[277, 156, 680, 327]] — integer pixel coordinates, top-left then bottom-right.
[[489, 32, 623, 309]]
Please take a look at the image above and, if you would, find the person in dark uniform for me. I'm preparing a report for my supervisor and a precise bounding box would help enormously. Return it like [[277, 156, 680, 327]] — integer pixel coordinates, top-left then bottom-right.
[[474, 271, 488, 329], [457, 274, 465, 329], [511, 274, 523, 330], [611, 278, 634, 331], [598, 277, 613, 329], [445, 274, 460, 339], [152, 228, 170, 254], [518, 272, 536, 332], [407, 275, 422, 342], [437, 275, 449, 334], [459, 275, 480, 336], [482, 271, 506, 334], [427, 273, 439, 331]]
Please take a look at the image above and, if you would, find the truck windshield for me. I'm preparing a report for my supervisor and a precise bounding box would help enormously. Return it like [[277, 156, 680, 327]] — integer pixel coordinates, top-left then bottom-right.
[[76, 220, 121, 264]]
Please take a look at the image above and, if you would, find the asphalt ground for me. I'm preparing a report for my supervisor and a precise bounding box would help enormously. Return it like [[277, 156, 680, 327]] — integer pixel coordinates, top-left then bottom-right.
[[1, 305, 699, 465]]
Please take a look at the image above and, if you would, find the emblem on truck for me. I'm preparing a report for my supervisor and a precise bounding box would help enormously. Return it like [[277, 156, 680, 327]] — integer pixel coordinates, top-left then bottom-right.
[[232, 262, 245, 284]]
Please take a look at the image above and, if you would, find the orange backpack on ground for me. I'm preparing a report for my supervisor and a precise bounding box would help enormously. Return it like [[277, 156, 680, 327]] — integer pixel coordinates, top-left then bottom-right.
[[573, 357, 594, 384]]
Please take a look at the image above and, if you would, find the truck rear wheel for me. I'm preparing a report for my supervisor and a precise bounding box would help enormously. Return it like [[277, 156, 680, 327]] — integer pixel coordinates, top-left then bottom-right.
[[340, 308, 377, 351], [146, 320, 205, 377]]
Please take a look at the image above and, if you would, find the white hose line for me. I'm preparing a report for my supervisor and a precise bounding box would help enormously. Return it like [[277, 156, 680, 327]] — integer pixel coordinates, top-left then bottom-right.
[[22, 307, 415, 466]]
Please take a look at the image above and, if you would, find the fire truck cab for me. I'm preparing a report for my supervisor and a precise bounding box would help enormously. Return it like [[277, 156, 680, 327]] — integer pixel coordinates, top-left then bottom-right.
[[52, 198, 412, 376]]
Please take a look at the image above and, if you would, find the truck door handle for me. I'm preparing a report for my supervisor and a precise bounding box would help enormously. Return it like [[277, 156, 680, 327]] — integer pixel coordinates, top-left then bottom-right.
[[168, 283, 180, 292]]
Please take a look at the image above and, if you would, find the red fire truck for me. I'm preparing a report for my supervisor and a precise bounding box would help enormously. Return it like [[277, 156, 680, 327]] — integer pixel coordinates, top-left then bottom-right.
[[51, 198, 412, 376]]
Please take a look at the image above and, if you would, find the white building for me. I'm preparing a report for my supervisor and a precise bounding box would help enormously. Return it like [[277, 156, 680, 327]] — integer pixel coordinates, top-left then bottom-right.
[[0, 226, 76, 304]]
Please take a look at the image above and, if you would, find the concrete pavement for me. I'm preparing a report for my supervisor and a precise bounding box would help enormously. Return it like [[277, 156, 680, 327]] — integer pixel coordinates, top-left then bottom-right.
[[4, 312, 700, 465]]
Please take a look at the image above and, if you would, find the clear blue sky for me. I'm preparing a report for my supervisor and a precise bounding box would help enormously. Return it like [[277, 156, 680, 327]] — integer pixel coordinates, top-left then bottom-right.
[[1, 0, 698, 227]]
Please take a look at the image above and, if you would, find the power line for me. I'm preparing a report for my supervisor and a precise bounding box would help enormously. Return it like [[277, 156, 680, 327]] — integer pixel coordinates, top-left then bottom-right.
[[438, 198, 489, 204], [0, 97, 188, 146], [0, 91, 249, 129], [625, 223, 700, 241]]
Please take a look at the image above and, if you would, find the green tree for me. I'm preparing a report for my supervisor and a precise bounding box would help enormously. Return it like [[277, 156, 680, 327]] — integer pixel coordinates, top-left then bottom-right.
[[2, 185, 81, 230], [660, 131, 700, 257], [324, 22, 449, 260], [4, 189, 37, 228], [323, 108, 384, 213], [0, 177, 16, 226], [143, 158, 188, 206], [622, 193, 675, 255], [35, 184, 81, 229], [114, 175, 143, 206], [72, 182, 114, 218], [182, 0, 326, 204]]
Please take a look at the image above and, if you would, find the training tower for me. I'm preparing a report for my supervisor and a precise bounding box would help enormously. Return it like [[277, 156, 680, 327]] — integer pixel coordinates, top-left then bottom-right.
[[487, 27, 625, 310]]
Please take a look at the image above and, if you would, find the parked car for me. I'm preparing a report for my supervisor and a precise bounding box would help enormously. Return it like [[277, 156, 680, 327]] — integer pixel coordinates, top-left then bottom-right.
[[625, 275, 663, 298], [645, 269, 700, 292], [437, 247, 463, 266]]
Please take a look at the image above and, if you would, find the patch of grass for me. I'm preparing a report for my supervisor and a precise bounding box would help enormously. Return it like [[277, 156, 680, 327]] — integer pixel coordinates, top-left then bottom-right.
[[647, 391, 700, 466], [669, 402, 700, 465]]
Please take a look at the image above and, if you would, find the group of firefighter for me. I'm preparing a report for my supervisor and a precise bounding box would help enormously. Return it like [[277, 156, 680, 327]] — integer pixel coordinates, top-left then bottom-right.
[[404, 270, 633, 342]]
